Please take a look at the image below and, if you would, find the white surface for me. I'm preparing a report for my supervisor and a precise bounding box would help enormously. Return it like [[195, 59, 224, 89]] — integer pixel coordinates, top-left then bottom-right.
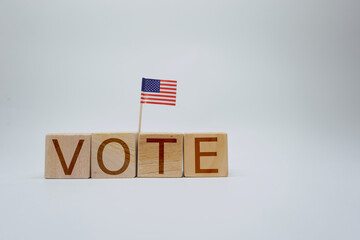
[[1, 0, 360, 239]]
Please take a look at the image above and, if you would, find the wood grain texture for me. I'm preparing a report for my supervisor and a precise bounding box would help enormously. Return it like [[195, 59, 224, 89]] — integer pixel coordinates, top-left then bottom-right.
[[45, 134, 91, 179], [91, 132, 137, 178], [138, 133, 183, 178], [184, 133, 228, 177]]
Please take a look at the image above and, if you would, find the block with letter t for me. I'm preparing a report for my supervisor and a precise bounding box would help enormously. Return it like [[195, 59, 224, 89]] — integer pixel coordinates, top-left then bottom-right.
[[137, 133, 183, 177], [45, 134, 91, 178], [184, 133, 228, 177]]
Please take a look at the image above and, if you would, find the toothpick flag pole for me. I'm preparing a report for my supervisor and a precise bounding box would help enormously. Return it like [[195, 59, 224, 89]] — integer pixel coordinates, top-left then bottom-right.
[[137, 102, 143, 140]]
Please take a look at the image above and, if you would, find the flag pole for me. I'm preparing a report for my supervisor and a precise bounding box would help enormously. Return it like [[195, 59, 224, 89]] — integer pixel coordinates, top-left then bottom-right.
[[138, 78, 144, 143], [137, 101, 143, 149], [136, 102, 143, 177], [138, 102, 143, 136]]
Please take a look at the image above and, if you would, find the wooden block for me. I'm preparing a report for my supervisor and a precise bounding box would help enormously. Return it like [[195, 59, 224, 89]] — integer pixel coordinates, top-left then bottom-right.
[[184, 133, 228, 177], [138, 133, 183, 177], [91, 132, 137, 178], [45, 134, 91, 178]]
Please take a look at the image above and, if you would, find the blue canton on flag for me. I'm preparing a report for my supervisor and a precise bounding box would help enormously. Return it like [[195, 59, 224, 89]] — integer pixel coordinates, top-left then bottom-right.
[[141, 78, 160, 93]]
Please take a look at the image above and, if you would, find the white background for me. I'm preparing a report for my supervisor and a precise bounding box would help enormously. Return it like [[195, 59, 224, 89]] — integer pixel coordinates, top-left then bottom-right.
[[1, 0, 360, 239]]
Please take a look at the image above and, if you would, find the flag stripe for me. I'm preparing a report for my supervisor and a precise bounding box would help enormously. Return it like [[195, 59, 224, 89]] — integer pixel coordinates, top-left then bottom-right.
[[141, 97, 176, 102], [142, 92, 176, 97], [160, 87, 177, 91], [141, 101, 176, 106], [160, 83, 177, 87], [141, 93, 176, 98], [160, 80, 177, 83], [159, 91, 176, 94]]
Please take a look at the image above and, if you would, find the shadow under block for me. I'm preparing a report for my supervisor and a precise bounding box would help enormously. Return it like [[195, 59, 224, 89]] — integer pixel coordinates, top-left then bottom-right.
[[138, 133, 183, 177], [45, 134, 91, 178], [184, 133, 228, 177], [91, 132, 137, 178]]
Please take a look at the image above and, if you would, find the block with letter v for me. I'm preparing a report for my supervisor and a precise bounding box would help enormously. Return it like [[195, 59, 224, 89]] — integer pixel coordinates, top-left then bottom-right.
[[45, 134, 91, 178]]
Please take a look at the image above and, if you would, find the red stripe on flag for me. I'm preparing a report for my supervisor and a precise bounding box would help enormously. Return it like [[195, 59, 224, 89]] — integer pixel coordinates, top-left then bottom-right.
[[160, 87, 177, 91], [160, 80, 177, 83], [141, 97, 176, 102], [141, 101, 176, 106], [160, 83, 177, 87], [159, 91, 176, 94], [141, 93, 176, 98]]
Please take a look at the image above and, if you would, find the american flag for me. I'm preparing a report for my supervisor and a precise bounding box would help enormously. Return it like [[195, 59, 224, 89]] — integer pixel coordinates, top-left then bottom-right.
[[141, 78, 177, 106]]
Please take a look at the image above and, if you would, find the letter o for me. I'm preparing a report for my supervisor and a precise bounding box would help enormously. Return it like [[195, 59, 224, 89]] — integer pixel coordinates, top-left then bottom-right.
[[97, 138, 130, 175]]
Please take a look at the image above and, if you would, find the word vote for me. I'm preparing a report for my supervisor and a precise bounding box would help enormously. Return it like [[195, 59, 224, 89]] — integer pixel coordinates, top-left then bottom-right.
[[45, 133, 228, 178]]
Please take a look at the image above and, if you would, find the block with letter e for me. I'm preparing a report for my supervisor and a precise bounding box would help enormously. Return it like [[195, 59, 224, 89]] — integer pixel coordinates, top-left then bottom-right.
[[138, 133, 183, 177], [91, 132, 137, 178], [184, 133, 228, 177], [45, 134, 91, 178]]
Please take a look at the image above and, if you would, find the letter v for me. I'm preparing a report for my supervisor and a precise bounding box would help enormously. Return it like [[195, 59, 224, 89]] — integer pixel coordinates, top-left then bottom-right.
[[52, 139, 84, 175]]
